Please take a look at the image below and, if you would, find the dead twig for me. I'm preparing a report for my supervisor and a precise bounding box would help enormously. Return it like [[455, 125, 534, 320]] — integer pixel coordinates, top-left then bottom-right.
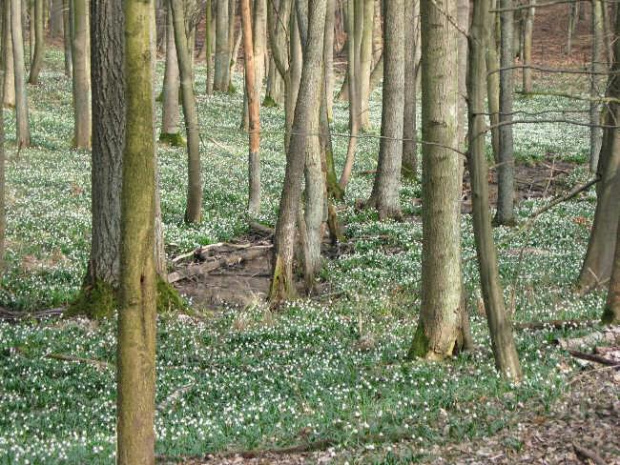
[[45, 353, 111, 369], [573, 442, 608, 465], [158, 383, 196, 412]]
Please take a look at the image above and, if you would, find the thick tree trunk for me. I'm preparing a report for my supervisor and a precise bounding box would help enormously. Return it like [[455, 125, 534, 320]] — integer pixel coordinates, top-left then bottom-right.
[[367, 0, 404, 220], [160, 3, 181, 144], [84, 0, 125, 310], [2, 4, 15, 108], [117, 1, 157, 463], [522, 0, 535, 94], [63, 0, 72, 77], [495, 0, 516, 225], [71, 0, 91, 149], [604, 215, 620, 324], [11, 0, 30, 148], [468, 0, 522, 380], [402, 0, 419, 179], [214, 0, 230, 91], [457, 0, 469, 148], [269, 0, 327, 304], [409, 0, 461, 361], [241, 0, 261, 217], [590, 0, 605, 173], [27, 0, 44, 84], [170, 0, 203, 223]]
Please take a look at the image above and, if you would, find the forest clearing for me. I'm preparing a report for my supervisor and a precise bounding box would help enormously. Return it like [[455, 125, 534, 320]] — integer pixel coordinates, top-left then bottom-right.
[[0, 0, 619, 464]]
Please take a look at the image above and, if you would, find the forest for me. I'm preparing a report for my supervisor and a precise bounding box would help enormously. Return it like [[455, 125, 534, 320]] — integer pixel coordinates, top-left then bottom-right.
[[0, 0, 619, 464]]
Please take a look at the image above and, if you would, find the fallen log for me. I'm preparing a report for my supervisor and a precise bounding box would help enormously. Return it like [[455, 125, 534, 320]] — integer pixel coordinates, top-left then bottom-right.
[[168, 246, 273, 283], [556, 327, 620, 350], [568, 350, 620, 369]]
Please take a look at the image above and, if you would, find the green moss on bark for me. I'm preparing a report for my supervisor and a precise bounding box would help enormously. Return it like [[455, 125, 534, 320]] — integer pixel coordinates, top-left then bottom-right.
[[262, 95, 279, 108], [601, 304, 620, 325], [66, 280, 117, 319], [407, 324, 430, 360], [159, 132, 186, 147], [157, 278, 186, 313]]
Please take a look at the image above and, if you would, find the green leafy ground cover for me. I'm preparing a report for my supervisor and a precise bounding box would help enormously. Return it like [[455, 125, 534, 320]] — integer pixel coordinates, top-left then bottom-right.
[[0, 51, 608, 463]]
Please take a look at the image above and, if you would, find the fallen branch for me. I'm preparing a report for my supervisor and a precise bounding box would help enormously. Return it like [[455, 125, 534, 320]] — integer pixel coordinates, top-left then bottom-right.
[[557, 328, 620, 350], [45, 353, 111, 369], [573, 442, 607, 465], [516, 319, 598, 331], [157, 383, 196, 412], [171, 242, 224, 263], [168, 246, 272, 283], [249, 220, 274, 237], [527, 176, 600, 221], [568, 350, 620, 368], [0, 306, 65, 322]]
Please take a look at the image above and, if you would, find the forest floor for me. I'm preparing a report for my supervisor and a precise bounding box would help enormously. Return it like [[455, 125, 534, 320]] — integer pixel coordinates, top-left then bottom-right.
[[1, 3, 619, 463]]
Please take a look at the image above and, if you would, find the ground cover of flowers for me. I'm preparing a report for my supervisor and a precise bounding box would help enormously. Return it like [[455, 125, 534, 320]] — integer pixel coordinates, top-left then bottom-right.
[[0, 50, 611, 464]]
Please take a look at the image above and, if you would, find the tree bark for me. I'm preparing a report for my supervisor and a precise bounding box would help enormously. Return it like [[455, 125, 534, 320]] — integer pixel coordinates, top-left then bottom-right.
[[590, 0, 604, 173], [495, 0, 516, 225], [241, 0, 261, 217], [468, 0, 522, 380], [604, 214, 620, 324], [367, 0, 404, 220], [214, 0, 230, 91], [11, 0, 30, 148], [0, 6, 5, 272], [205, 0, 214, 94], [409, 0, 461, 361], [486, 0, 500, 162], [269, 0, 327, 304], [117, 0, 157, 463], [358, 0, 374, 131], [71, 0, 91, 149], [27, 0, 44, 84], [2, 3, 15, 108], [578, 4, 620, 294], [402, 0, 419, 179], [522, 0, 535, 94], [323, 0, 335, 120], [160, 3, 181, 143], [63, 0, 72, 77], [457, 0, 469, 148], [170, 0, 203, 223], [50, 0, 63, 37]]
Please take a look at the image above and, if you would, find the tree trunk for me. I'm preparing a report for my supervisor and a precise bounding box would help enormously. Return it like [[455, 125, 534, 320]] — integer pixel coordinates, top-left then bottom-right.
[[71, 0, 91, 149], [409, 0, 461, 361], [590, 0, 604, 173], [495, 0, 516, 225], [0, 7, 5, 271], [522, 0, 535, 94], [265, 0, 289, 107], [226, 0, 237, 89], [285, 10, 302, 149], [468, 0, 522, 380], [241, 0, 261, 217], [338, 0, 358, 190], [50, 0, 63, 37], [269, 0, 327, 304], [367, 0, 404, 220], [160, 3, 181, 144], [604, 214, 620, 324], [170, 0, 202, 223], [323, 0, 335, 120], [457, 0, 469, 148], [117, 0, 157, 462], [205, 0, 214, 94], [486, 0, 500, 162], [63, 0, 72, 77], [2, 3, 15, 108], [214, 0, 230, 91], [358, 0, 373, 131], [402, 0, 419, 179], [27, 0, 43, 84], [11, 0, 30, 148], [578, 3, 620, 294]]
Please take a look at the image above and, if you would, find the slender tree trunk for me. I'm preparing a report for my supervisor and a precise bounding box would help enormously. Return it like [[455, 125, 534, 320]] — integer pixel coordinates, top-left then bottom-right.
[[567, 1, 576, 55], [241, 0, 261, 217], [63, 0, 72, 77], [338, 0, 358, 190], [226, 0, 237, 89], [324, 0, 335, 120], [590, 0, 604, 173], [50, 0, 63, 37], [160, 3, 181, 144], [495, 0, 516, 225], [457, 0, 469, 148], [486, 0, 500, 162], [71, 0, 91, 149], [205, 0, 214, 94], [409, 0, 461, 361], [358, 0, 373, 131], [269, 0, 327, 304], [578, 4, 620, 294], [265, 0, 289, 107], [286, 10, 302, 148], [118, 0, 157, 462], [402, 0, 419, 179], [214, 0, 229, 91], [0, 7, 5, 272], [11, 0, 30, 148], [468, 0, 522, 380], [170, 0, 202, 223], [2, 3, 15, 108], [367, 0, 404, 220], [522, 0, 535, 94], [27, 0, 43, 84]]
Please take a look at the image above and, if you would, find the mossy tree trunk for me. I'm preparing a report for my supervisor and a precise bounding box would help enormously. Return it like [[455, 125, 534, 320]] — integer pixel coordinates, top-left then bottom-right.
[[495, 0, 516, 225], [70, 0, 91, 149], [367, 0, 405, 220], [160, 3, 182, 145], [117, 0, 157, 462], [27, 0, 43, 84], [269, 0, 327, 304], [579, 3, 620, 294], [11, 0, 30, 148], [468, 0, 522, 380], [170, 0, 202, 223], [241, 0, 261, 217], [409, 0, 461, 361]]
